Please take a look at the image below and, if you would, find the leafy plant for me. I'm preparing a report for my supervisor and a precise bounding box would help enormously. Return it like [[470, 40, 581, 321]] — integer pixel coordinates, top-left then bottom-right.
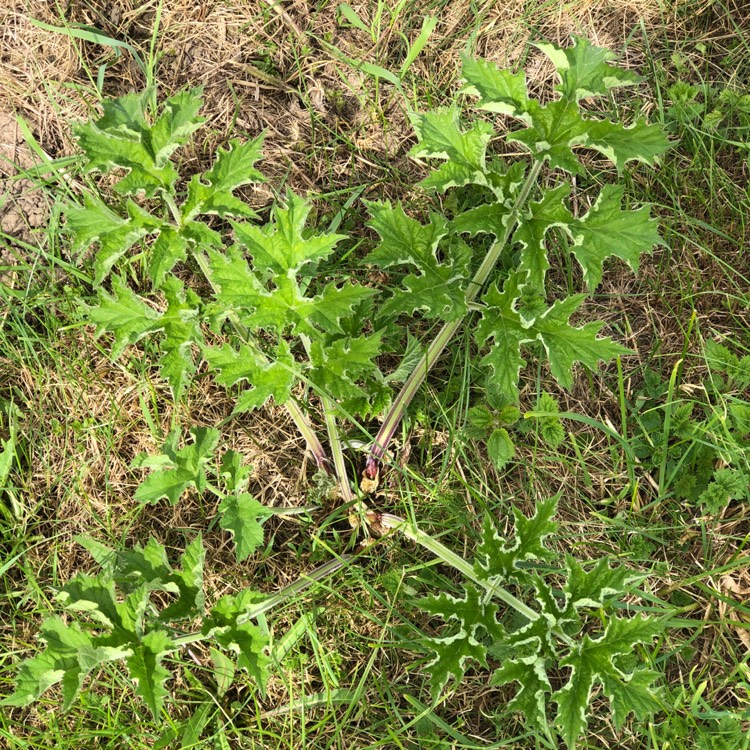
[[6, 36, 674, 743], [630, 340, 750, 514], [375, 499, 666, 748], [2, 532, 350, 718]]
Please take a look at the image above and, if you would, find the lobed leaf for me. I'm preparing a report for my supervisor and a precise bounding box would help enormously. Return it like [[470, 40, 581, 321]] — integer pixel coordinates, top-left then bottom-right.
[[232, 190, 344, 274], [553, 614, 663, 747], [476, 496, 559, 580], [134, 427, 220, 504], [476, 271, 530, 404], [125, 629, 175, 720], [2, 617, 131, 711], [513, 184, 574, 290], [409, 107, 494, 192], [419, 585, 505, 696], [460, 53, 529, 116], [533, 295, 631, 389], [535, 36, 640, 101], [202, 591, 271, 693], [570, 184, 663, 289], [218, 493, 267, 562], [203, 339, 295, 412]]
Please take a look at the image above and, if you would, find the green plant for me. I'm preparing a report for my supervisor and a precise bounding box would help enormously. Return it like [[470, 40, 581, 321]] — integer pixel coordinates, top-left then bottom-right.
[[4, 36, 673, 743], [372, 498, 667, 748], [629, 340, 750, 514]]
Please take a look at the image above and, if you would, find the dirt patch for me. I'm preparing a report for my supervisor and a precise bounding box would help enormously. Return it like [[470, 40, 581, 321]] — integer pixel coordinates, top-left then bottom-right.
[[0, 109, 48, 259]]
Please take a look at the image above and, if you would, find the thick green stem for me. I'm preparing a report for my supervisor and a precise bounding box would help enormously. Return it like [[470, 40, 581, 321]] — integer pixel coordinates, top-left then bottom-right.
[[322, 396, 354, 502], [376, 513, 539, 622], [364, 160, 544, 479]]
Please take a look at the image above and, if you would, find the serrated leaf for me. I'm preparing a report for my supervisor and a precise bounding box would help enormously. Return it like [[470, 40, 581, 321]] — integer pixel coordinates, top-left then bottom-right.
[[476, 496, 559, 580], [206, 247, 264, 316], [513, 184, 573, 290], [487, 427, 515, 470], [218, 493, 266, 562], [181, 136, 265, 220], [150, 88, 205, 166], [306, 281, 378, 335], [156, 277, 204, 399], [202, 592, 271, 693], [308, 333, 383, 402], [233, 190, 344, 274], [125, 629, 175, 721], [409, 107, 494, 191], [159, 534, 206, 621], [553, 614, 663, 747], [367, 201, 470, 319], [563, 556, 635, 612], [476, 271, 530, 404], [509, 100, 588, 174], [418, 585, 505, 696], [491, 653, 552, 733], [570, 184, 663, 289], [66, 196, 162, 285], [74, 97, 179, 197], [87, 276, 160, 358], [533, 295, 630, 389], [699, 468, 746, 514], [2, 617, 131, 710], [584, 117, 671, 170], [203, 339, 295, 412], [535, 36, 641, 101], [450, 201, 510, 239], [134, 427, 220, 504], [460, 53, 529, 115], [148, 226, 188, 289]]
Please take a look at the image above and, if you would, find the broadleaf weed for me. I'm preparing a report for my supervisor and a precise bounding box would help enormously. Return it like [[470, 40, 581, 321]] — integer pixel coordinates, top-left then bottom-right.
[[5, 36, 681, 746]]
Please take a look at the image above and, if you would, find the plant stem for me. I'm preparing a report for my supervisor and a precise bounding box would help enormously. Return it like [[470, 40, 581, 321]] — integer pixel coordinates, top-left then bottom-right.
[[322, 396, 354, 502], [364, 159, 544, 481], [190, 251, 330, 473], [375, 513, 539, 622]]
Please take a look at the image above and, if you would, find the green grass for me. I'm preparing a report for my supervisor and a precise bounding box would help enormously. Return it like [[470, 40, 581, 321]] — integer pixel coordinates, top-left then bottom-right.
[[2, 0, 750, 748]]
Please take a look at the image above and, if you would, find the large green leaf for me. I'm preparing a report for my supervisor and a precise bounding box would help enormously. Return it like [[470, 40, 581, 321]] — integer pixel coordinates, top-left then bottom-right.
[[181, 135, 266, 220], [2, 617, 131, 711], [553, 615, 662, 747], [125, 629, 175, 720], [409, 107, 494, 192], [308, 334, 383, 402], [475, 496, 559, 581], [460, 53, 529, 116], [476, 271, 531, 404], [87, 276, 160, 358], [134, 427, 220, 504], [509, 100, 588, 174], [533, 295, 630, 389], [419, 585, 506, 696], [74, 93, 178, 196], [232, 190, 344, 274], [535, 36, 640, 101], [513, 184, 573, 290], [203, 339, 295, 412], [570, 184, 663, 289]]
